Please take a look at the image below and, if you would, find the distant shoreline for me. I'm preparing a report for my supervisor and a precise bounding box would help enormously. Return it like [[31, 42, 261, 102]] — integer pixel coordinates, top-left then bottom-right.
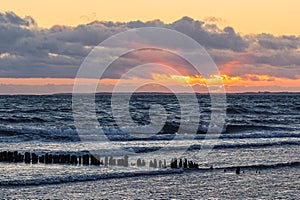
[[1, 91, 300, 96]]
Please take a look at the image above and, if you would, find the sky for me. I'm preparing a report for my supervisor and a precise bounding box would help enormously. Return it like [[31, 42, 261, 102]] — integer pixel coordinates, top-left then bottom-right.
[[0, 0, 300, 94]]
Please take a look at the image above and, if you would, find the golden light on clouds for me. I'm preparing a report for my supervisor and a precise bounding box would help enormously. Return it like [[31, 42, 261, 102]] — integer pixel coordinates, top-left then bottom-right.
[[153, 73, 300, 91], [1, 73, 300, 94]]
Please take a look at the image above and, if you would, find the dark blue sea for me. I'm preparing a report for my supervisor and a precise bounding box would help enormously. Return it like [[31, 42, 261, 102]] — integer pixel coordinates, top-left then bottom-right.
[[0, 94, 299, 199]]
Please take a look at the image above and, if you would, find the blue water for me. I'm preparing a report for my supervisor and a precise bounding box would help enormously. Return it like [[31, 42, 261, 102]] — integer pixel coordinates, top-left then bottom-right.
[[0, 94, 299, 199]]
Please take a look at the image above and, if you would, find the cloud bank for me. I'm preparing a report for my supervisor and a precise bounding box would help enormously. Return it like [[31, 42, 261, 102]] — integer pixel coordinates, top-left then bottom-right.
[[0, 12, 299, 93]]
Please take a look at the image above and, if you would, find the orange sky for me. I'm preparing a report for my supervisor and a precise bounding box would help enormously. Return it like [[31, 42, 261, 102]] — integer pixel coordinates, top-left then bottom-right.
[[1, 0, 300, 35], [1, 73, 300, 94]]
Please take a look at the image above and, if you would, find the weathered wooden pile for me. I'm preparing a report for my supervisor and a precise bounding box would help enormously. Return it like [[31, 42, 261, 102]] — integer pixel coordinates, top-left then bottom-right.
[[170, 158, 199, 169], [0, 151, 128, 167], [0, 150, 199, 170]]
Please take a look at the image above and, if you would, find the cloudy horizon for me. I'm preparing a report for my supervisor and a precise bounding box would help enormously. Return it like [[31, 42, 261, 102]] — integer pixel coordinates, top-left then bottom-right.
[[0, 11, 299, 94]]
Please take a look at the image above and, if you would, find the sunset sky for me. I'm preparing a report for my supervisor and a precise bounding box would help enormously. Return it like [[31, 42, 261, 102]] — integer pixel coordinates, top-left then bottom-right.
[[0, 0, 300, 94]]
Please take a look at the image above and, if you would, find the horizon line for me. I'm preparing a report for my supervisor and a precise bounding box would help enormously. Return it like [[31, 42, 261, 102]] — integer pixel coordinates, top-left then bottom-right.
[[1, 91, 300, 96]]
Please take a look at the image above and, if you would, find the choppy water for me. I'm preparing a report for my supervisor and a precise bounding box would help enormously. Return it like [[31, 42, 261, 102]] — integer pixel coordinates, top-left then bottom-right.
[[0, 93, 299, 199]]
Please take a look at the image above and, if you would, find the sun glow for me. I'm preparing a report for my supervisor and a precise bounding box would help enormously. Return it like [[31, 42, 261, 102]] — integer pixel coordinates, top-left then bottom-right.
[[166, 74, 234, 86], [1, 73, 300, 94]]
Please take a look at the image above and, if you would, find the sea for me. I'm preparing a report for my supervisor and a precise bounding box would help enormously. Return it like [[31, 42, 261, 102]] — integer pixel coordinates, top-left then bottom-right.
[[0, 93, 299, 199]]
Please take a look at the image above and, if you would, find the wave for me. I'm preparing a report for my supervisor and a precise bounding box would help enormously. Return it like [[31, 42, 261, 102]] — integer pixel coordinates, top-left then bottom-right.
[[1, 161, 299, 186], [225, 105, 295, 115], [212, 161, 300, 171], [224, 124, 292, 133], [218, 132, 300, 140], [0, 122, 293, 141], [226, 106, 250, 114], [0, 169, 183, 186], [294, 106, 300, 111], [0, 124, 299, 142], [121, 140, 300, 154], [188, 140, 300, 151], [0, 108, 72, 114], [0, 127, 79, 141], [0, 116, 47, 123], [120, 123, 294, 135]]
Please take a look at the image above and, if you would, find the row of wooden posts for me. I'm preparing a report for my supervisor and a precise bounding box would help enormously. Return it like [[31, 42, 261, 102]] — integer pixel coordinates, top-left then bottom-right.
[[0, 151, 127, 166], [0, 151, 200, 169], [170, 158, 199, 169]]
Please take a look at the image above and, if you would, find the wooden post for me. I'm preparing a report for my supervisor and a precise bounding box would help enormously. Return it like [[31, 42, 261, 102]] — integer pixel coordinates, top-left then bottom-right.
[[1, 151, 8, 162], [104, 156, 108, 166], [82, 154, 89, 165], [13, 151, 18, 162], [24, 152, 30, 164], [183, 159, 188, 168], [124, 155, 129, 167], [91, 155, 100, 166], [78, 156, 82, 165], [53, 155, 59, 164], [32, 153, 38, 164], [59, 154, 65, 164], [7, 151, 13, 162], [179, 159, 183, 168], [71, 155, 78, 165], [18, 153, 24, 163], [39, 155, 45, 163], [65, 154, 71, 164]]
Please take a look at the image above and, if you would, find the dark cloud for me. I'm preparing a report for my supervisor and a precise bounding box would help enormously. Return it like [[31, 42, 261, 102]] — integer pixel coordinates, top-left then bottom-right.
[[257, 33, 299, 50], [0, 11, 35, 26], [0, 12, 299, 79], [171, 17, 249, 51], [102, 48, 198, 79]]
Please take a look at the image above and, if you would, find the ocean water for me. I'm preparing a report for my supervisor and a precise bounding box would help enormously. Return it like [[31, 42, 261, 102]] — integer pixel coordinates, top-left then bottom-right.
[[0, 94, 299, 199]]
